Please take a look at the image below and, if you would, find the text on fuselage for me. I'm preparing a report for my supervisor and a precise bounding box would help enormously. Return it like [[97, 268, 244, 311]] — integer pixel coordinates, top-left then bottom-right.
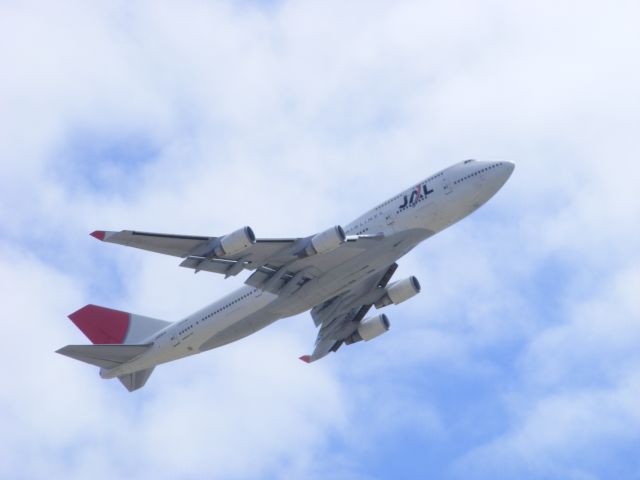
[[399, 183, 434, 210]]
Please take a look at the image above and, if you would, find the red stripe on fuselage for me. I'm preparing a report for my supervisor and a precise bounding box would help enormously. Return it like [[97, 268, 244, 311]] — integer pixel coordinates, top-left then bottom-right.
[[68, 304, 129, 344]]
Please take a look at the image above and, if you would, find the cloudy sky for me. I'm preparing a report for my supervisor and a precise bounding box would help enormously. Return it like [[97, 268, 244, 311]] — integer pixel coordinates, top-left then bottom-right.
[[1, 1, 639, 478]]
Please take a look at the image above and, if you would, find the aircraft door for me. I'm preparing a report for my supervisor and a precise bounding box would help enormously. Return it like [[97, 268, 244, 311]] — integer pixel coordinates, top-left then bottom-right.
[[385, 211, 398, 233], [385, 213, 394, 226], [442, 176, 453, 194]]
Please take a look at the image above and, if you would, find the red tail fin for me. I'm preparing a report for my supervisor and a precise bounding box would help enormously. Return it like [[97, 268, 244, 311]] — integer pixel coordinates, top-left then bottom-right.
[[68, 305, 130, 344], [67, 304, 171, 345]]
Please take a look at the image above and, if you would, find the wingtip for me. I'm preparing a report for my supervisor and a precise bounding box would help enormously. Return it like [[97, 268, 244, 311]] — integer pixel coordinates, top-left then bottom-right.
[[90, 230, 106, 241], [299, 355, 312, 364]]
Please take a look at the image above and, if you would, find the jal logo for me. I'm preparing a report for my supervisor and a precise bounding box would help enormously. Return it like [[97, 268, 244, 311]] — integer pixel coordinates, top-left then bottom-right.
[[399, 183, 434, 209]]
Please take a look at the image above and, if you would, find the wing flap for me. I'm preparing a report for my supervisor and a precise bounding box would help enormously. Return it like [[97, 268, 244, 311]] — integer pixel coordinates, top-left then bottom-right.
[[179, 256, 237, 275]]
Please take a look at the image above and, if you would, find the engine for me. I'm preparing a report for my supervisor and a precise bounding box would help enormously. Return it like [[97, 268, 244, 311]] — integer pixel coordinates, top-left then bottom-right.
[[374, 276, 421, 308], [305, 225, 346, 256], [345, 314, 390, 344], [214, 226, 256, 256]]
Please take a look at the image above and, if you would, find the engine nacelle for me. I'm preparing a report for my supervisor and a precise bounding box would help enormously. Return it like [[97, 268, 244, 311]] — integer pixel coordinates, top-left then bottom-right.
[[374, 276, 421, 308], [346, 314, 390, 344], [214, 226, 256, 256], [305, 225, 346, 256]]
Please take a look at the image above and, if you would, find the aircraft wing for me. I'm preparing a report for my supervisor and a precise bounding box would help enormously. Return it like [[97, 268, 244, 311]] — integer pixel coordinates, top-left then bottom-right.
[[91, 228, 386, 293], [92, 229, 298, 277], [301, 263, 398, 363]]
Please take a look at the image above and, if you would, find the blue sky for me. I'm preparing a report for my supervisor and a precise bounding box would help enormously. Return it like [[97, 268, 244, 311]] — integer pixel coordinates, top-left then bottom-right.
[[1, 1, 639, 479]]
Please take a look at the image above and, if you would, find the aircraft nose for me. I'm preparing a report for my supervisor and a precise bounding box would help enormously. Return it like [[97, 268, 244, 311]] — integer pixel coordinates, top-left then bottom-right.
[[475, 161, 515, 200], [497, 161, 515, 185], [504, 161, 515, 176]]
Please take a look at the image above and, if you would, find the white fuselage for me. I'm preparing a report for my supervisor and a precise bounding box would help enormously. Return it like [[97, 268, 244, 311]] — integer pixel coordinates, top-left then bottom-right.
[[102, 160, 514, 378]]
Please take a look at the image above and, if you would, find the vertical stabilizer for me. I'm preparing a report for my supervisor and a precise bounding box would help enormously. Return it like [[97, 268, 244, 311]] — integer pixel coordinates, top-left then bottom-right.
[[118, 368, 155, 392], [68, 304, 171, 344]]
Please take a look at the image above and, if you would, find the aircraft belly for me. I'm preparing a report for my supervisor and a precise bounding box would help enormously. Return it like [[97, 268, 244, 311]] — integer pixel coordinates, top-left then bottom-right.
[[268, 229, 429, 317], [199, 309, 281, 351], [104, 345, 172, 377]]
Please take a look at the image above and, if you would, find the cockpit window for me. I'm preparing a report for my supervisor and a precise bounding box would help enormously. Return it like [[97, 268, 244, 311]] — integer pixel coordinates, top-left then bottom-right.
[[464, 159, 475, 164]]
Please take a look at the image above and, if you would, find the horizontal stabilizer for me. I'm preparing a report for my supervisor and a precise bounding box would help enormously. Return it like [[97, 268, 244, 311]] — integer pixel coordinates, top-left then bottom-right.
[[56, 344, 152, 369]]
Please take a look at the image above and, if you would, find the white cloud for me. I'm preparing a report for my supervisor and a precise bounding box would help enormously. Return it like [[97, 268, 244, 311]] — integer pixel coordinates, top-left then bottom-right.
[[0, 243, 347, 479], [451, 253, 640, 478], [455, 368, 640, 479]]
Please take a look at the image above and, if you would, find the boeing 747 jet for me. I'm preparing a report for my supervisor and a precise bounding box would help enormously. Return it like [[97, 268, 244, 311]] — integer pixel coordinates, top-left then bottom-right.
[[57, 159, 515, 391]]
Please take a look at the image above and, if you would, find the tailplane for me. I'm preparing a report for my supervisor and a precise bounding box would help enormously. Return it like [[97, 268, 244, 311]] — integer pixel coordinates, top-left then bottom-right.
[[56, 343, 152, 369], [56, 344, 155, 392], [58, 304, 171, 392]]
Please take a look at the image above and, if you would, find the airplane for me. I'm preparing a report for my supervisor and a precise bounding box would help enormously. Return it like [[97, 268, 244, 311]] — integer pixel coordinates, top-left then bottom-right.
[[57, 159, 515, 391]]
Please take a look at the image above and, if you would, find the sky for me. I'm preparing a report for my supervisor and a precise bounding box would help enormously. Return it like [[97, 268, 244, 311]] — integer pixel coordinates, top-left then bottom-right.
[[1, 0, 639, 478]]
